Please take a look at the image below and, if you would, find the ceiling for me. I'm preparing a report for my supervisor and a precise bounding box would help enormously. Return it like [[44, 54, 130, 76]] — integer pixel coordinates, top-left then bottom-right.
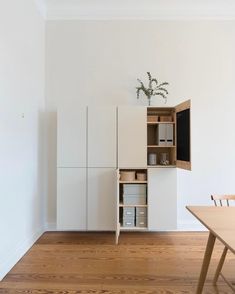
[[36, 0, 235, 20]]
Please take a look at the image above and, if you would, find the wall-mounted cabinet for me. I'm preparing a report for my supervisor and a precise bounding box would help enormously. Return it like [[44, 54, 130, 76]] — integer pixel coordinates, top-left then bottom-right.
[[57, 101, 191, 235]]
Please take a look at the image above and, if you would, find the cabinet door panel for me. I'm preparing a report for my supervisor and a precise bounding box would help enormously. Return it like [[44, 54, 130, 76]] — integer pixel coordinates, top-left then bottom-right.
[[57, 106, 86, 167], [118, 106, 147, 168], [57, 168, 86, 230], [88, 106, 117, 168], [148, 168, 177, 230], [88, 168, 116, 231]]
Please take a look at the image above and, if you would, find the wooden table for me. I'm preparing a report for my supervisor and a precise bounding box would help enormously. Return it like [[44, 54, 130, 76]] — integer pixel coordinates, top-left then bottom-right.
[[186, 206, 235, 294]]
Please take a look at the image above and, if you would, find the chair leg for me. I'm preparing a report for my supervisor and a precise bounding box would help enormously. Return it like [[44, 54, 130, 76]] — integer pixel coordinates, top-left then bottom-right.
[[213, 246, 228, 285]]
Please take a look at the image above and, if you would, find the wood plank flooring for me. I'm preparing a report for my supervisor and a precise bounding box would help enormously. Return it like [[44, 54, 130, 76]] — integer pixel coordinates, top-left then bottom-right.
[[0, 232, 235, 293]]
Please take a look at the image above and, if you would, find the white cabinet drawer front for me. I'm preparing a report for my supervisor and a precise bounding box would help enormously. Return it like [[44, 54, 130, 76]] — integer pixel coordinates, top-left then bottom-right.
[[88, 106, 117, 167]]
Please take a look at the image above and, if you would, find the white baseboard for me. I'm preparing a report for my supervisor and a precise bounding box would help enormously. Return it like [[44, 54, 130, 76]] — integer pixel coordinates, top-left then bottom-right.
[[177, 220, 207, 231], [0, 227, 44, 281], [44, 222, 56, 231]]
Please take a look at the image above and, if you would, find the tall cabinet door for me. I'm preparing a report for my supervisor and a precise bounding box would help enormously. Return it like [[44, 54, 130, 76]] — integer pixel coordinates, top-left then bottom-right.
[[57, 168, 86, 230], [87, 168, 116, 231], [175, 100, 191, 170], [148, 168, 177, 230], [57, 106, 87, 167], [88, 106, 117, 168], [118, 106, 147, 168]]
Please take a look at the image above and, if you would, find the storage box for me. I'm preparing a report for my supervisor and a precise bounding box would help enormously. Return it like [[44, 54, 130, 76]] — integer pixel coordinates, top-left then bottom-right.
[[123, 194, 147, 205], [122, 217, 135, 227], [120, 171, 135, 181], [136, 216, 147, 227], [123, 184, 147, 195], [136, 207, 147, 217], [160, 116, 172, 122], [147, 115, 158, 122], [136, 173, 147, 181], [123, 207, 135, 217]]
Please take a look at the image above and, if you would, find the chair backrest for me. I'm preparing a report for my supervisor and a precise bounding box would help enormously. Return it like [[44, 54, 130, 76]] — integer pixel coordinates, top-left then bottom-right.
[[211, 194, 235, 207]]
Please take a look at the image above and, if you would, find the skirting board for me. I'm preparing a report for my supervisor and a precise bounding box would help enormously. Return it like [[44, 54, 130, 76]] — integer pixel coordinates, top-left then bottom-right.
[[177, 220, 207, 231], [0, 228, 44, 281], [45, 221, 206, 232], [45, 222, 56, 231]]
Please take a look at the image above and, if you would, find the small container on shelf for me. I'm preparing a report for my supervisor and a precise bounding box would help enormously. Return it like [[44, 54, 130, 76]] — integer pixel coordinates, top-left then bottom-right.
[[148, 153, 157, 165], [160, 116, 172, 122], [147, 115, 159, 123], [136, 207, 147, 217], [120, 171, 135, 181], [136, 173, 147, 181], [136, 216, 147, 227], [160, 152, 170, 165], [122, 217, 135, 227], [123, 207, 135, 217], [123, 184, 147, 195], [123, 194, 147, 205]]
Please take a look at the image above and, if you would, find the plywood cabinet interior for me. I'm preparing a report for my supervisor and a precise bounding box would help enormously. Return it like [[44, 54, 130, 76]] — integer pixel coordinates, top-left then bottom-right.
[[88, 106, 117, 168], [57, 106, 87, 167], [118, 106, 147, 168], [57, 168, 86, 230], [87, 168, 116, 231]]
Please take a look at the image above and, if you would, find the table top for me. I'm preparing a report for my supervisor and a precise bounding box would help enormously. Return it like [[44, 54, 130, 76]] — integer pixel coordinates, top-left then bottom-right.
[[186, 206, 235, 254]]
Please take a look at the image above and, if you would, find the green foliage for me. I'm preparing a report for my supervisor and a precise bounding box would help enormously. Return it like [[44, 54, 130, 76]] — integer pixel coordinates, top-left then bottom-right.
[[136, 72, 169, 105]]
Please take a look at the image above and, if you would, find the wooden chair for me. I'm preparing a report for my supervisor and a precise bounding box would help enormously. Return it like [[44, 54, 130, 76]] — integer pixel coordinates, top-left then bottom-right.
[[211, 194, 235, 291]]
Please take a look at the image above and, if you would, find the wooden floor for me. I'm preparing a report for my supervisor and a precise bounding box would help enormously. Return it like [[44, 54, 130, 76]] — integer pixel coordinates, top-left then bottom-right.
[[0, 232, 235, 293]]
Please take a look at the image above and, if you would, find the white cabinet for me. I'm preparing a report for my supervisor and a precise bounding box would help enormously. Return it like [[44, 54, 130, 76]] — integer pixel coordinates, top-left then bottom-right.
[[87, 168, 116, 231], [88, 106, 117, 168], [57, 168, 86, 230], [57, 106, 87, 167], [148, 168, 177, 230], [118, 106, 147, 168]]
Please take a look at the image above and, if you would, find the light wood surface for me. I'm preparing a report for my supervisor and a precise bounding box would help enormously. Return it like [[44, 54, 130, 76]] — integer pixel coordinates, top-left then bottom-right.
[[187, 206, 235, 294], [1, 232, 234, 293], [187, 206, 235, 254]]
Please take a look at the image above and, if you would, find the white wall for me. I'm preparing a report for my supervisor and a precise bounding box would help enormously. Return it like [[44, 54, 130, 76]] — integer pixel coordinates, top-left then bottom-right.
[[0, 0, 45, 280], [46, 20, 235, 229]]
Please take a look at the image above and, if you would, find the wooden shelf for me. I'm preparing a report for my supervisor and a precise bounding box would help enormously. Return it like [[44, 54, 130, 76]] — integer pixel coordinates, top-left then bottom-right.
[[119, 203, 148, 207], [147, 122, 175, 125], [119, 180, 147, 184], [120, 226, 148, 231], [147, 165, 176, 168], [147, 145, 176, 148]]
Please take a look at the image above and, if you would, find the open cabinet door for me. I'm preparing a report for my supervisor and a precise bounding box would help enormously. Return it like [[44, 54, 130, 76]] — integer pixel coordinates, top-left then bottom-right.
[[175, 100, 191, 170]]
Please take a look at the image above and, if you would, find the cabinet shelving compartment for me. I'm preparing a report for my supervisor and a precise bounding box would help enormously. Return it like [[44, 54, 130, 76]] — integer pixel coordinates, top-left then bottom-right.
[[147, 107, 176, 167], [116, 168, 148, 244]]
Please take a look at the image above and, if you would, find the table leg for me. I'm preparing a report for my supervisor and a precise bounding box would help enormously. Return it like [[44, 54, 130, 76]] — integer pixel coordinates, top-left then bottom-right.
[[196, 232, 216, 294]]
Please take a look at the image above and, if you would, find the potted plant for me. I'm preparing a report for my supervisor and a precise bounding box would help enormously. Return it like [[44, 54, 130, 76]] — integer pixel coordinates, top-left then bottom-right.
[[136, 72, 169, 106]]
